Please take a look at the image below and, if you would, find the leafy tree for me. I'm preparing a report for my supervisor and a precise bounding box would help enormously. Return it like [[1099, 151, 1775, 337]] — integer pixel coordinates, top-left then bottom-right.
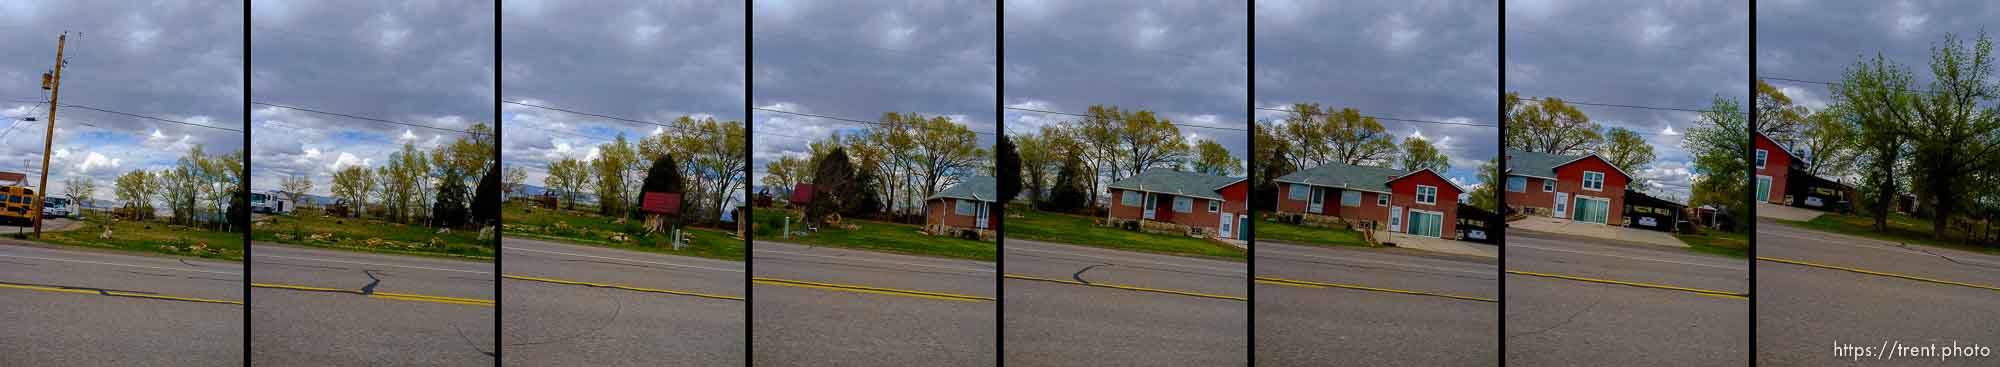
[[1042, 154, 1090, 214], [593, 133, 639, 215], [995, 135, 1021, 203], [1904, 33, 2000, 239], [1800, 103, 1860, 177], [1507, 95, 1602, 155], [472, 161, 500, 226], [849, 158, 885, 217], [1280, 104, 1395, 167], [1251, 120, 1295, 211], [1397, 137, 1450, 173], [1598, 127, 1656, 188], [378, 143, 431, 223], [1012, 132, 1054, 203], [1834, 52, 1917, 231], [330, 165, 374, 218], [913, 115, 986, 200], [1466, 157, 1502, 212], [1755, 79, 1810, 141], [544, 157, 593, 211], [114, 169, 158, 220], [430, 169, 469, 228], [1113, 109, 1190, 177], [1685, 97, 1749, 232], [639, 154, 685, 227], [1191, 139, 1242, 176], [807, 148, 855, 225]]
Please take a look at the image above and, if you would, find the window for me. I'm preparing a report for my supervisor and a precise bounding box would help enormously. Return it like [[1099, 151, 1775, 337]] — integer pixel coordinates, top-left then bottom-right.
[[1173, 197, 1193, 213], [1506, 176, 1526, 192], [1288, 184, 1309, 200], [1376, 193, 1388, 206], [1341, 191, 1361, 207], [1543, 179, 1554, 192], [1582, 171, 1605, 191], [1207, 200, 1219, 212], [1755, 149, 1768, 169], [1121, 191, 1142, 207], [954, 200, 975, 215], [1416, 185, 1438, 205]]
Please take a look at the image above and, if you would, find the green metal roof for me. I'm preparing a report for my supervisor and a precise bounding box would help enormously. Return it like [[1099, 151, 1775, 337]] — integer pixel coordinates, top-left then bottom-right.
[[927, 175, 996, 202], [1106, 170, 1242, 200], [1272, 162, 1408, 193], [1503, 149, 1571, 178]]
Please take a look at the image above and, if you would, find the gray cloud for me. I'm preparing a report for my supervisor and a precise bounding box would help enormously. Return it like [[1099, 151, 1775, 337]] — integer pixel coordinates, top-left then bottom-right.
[[1255, 0, 1497, 187], [1757, 0, 2000, 111], [250, 0, 494, 195], [1003, 0, 1247, 162], [0, 0, 243, 202], [752, 0, 997, 183], [1507, 0, 1748, 200], [501, 0, 743, 187]]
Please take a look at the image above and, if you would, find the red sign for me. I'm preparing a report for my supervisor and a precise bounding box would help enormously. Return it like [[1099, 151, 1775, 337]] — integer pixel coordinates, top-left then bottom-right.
[[642, 192, 681, 214]]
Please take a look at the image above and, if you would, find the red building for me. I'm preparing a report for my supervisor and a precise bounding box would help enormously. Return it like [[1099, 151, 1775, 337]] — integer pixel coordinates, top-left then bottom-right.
[[1104, 170, 1248, 240], [1272, 163, 1465, 238], [1753, 131, 1801, 205], [923, 176, 995, 240], [1504, 149, 1632, 225]]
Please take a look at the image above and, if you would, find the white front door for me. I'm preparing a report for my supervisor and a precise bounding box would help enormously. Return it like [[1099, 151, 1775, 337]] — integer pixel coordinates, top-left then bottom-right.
[[1389, 205, 1403, 232], [1143, 193, 1157, 219], [1553, 192, 1569, 219], [974, 202, 989, 229], [1219, 212, 1234, 238], [1308, 188, 1325, 214]]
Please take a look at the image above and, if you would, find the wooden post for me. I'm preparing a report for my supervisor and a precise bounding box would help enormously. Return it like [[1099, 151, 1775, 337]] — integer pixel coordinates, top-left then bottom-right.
[[33, 33, 67, 238]]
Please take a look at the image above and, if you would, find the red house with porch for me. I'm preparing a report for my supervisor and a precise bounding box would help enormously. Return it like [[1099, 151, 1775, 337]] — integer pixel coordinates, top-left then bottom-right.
[[1504, 149, 1632, 225], [1272, 163, 1465, 239], [1104, 170, 1248, 240]]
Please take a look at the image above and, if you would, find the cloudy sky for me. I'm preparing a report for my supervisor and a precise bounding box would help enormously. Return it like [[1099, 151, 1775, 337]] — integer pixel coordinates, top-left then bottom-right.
[[0, 1, 242, 204], [1004, 0, 1247, 169], [1507, 0, 1748, 201], [503, 0, 743, 190], [1255, 0, 1496, 192], [250, 0, 492, 197], [752, 0, 996, 188], [1758, 1, 1999, 113]]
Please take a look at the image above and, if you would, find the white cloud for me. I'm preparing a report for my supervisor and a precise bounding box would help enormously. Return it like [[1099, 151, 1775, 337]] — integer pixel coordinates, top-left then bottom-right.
[[74, 152, 120, 174]]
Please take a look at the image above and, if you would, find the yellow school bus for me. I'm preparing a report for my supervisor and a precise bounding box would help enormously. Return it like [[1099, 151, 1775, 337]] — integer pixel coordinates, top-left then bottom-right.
[[0, 185, 39, 225]]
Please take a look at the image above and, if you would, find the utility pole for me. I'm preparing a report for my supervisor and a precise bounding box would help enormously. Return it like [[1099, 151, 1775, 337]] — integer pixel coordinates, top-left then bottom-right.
[[33, 32, 66, 238]]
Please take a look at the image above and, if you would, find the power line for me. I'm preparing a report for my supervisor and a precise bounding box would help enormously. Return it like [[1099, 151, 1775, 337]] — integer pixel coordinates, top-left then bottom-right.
[[5, 98, 242, 132], [503, 100, 692, 132], [251, 101, 487, 136], [1004, 30, 1245, 66], [1520, 97, 1745, 115], [753, 107, 998, 135], [1004, 106, 1247, 132], [1759, 75, 1942, 95], [1252, 107, 1496, 127]]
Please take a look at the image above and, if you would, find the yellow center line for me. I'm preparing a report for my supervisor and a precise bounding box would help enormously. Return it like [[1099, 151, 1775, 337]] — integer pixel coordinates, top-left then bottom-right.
[[1759, 256, 2000, 293], [1004, 273, 1246, 301], [251, 282, 493, 307], [1505, 270, 1749, 300], [505, 274, 744, 301], [1255, 276, 1496, 303], [0, 283, 242, 305], [752, 277, 992, 302]]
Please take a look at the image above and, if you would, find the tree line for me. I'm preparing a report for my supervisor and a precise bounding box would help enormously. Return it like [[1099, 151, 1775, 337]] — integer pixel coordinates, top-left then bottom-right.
[[313, 123, 497, 229], [760, 112, 985, 222], [1005, 105, 1240, 213], [1250, 103, 1462, 210], [1773, 33, 2000, 241], [525, 116, 746, 227], [102, 145, 245, 231]]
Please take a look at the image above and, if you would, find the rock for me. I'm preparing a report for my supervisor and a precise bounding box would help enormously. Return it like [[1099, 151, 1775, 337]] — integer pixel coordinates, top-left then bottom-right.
[[436, 227, 450, 234]]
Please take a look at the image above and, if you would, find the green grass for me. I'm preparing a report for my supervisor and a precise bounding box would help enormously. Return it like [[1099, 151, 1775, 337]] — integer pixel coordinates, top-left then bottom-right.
[[252, 212, 492, 261], [1781, 212, 2000, 255], [1006, 209, 1246, 261], [1674, 230, 1748, 258], [502, 205, 745, 261], [1254, 218, 1370, 248], [750, 208, 995, 261], [34, 217, 244, 261]]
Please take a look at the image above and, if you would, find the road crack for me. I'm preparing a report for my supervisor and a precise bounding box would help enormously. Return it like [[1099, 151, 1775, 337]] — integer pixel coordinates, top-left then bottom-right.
[[505, 292, 623, 347], [1072, 264, 1110, 284], [1509, 298, 1601, 339], [359, 270, 382, 295]]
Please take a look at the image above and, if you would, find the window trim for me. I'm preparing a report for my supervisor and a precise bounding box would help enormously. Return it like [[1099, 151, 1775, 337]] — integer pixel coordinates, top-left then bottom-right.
[[1582, 171, 1605, 192], [954, 200, 976, 216], [1172, 196, 1193, 213], [1755, 149, 1768, 169], [1340, 191, 1362, 207], [1542, 179, 1554, 192], [1121, 191, 1142, 207], [1288, 184, 1309, 200], [1376, 193, 1388, 206], [1207, 200, 1219, 213], [1415, 185, 1438, 205]]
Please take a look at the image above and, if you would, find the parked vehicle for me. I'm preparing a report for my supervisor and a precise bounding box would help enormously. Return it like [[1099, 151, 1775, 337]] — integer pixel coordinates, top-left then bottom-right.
[[42, 197, 73, 219], [251, 192, 295, 215]]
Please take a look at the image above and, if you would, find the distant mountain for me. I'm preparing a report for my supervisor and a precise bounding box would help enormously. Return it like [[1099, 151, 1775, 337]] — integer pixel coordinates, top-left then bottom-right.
[[511, 184, 598, 203]]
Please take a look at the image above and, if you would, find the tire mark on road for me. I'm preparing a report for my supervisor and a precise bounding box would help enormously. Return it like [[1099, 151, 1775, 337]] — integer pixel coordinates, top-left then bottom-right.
[[1072, 264, 1109, 285]]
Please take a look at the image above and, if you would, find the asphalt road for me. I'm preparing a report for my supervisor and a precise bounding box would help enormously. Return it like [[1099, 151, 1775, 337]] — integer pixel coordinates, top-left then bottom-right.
[[1004, 238, 1246, 367], [751, 240, 996, 367], [1505, 230, 1748, 366], [0, 242, 242, 366], [1254, 241, 1497, 366], [1756, 219, 2000, 366], [501, 237, 744, 366], [249, 242, 494, 366]]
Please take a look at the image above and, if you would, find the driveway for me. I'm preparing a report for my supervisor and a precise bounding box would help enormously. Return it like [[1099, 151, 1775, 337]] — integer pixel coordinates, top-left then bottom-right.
[[1754, 202, 1826, 221], [1382, 232, 1496, 258], [1508, 216, 1685, 248]]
